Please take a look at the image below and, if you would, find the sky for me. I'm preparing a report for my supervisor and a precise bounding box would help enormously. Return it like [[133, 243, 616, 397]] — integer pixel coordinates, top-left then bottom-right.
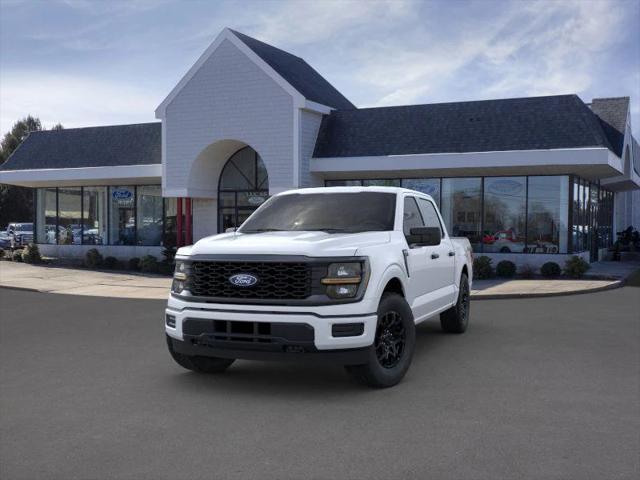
[[1, 0, 639, 137]]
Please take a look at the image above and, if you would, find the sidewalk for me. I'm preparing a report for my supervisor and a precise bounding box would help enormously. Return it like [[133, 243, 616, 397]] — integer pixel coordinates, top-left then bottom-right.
[[0, 262, 170, 300], [0, 261, 636, 301]]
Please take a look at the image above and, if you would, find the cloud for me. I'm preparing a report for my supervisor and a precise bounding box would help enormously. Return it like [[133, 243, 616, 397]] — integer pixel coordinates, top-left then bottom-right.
[[248, 0, 411, 46], [0, 72, 158, 133]]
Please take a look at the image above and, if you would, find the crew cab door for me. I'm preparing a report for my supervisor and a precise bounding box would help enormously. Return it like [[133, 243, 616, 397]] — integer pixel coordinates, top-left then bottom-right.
[[402, 196, 446, 320]]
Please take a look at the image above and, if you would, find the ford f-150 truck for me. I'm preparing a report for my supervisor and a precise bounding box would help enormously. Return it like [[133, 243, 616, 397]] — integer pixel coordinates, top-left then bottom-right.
[[166, 187, 473, 388]]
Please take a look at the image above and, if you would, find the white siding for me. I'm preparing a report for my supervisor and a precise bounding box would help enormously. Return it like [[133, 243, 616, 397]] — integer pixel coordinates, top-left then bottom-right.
[[163, 39, 295, 196], [299, 110, 324, 187], [192, 198, 217, 241]]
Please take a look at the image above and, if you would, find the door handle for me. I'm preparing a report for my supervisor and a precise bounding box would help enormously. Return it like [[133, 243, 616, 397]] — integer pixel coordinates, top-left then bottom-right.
[[431, 253, 439, 259], [448, 251, 455, 256]]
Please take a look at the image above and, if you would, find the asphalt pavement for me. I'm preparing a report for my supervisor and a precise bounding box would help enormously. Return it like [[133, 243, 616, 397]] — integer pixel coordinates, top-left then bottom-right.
[[1, 287, 638, 480]]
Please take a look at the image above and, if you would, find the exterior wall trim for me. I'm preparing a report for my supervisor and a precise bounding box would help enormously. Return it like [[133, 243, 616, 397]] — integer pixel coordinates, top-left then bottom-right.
[[311, 147, 620, 175], [0, 164, 162, 187]]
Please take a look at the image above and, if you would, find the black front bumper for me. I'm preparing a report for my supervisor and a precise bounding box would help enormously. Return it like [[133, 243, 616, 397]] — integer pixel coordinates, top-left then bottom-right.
[[168, 334, 370, 366]]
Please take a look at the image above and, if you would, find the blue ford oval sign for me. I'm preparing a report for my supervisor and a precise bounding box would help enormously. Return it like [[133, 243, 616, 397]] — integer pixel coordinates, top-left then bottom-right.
[[112, 189, 133, 200], [229, 273, 258, 287]]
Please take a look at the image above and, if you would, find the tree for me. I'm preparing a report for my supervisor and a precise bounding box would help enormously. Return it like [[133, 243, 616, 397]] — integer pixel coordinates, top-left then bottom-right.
[[0, 116, 60, 229], [0, 115, 42, 163]]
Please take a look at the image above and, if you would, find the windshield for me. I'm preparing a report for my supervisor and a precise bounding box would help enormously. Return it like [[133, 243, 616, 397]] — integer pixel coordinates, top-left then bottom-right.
[[14, 224, 33, 231], [239, 192, 396, 234]]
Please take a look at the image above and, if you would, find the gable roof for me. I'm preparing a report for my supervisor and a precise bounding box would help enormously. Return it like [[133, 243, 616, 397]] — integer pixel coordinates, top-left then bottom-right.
[[313, 94, 615, 158], [229, 30, 355, 110], [0, 122, 161, 171], [156, 28, 355, 116], [589, 97, 629, 157]]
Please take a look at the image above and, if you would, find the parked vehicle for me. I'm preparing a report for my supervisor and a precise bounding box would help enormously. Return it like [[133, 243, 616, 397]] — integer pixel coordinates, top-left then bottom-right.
[[6, 223, 34, 249], [165, 187, 473, 388], [482, 229, 525, 253], [0, 231, 11, 249]]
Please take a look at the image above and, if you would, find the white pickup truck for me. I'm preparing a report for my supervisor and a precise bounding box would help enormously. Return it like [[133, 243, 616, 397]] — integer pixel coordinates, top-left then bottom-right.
[[166, 187, 473, 388]]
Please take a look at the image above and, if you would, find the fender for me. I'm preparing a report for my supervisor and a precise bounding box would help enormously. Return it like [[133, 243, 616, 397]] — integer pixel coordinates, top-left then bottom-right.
[[372, 263, 409, 301]]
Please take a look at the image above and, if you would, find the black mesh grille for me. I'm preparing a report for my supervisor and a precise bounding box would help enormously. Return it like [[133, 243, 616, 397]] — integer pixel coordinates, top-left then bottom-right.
[[189, 261, 312, 300]]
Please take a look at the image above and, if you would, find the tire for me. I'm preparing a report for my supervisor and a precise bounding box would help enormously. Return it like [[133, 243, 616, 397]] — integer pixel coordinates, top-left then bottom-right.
[[345, 293, 415, 388], [166, 335, 235, 373], [440, 273, 470, 334], [500, 247, 511, 253]]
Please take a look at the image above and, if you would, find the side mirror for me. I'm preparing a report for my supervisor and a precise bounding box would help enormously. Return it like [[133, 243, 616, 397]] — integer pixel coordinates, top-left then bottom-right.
[[407, 227, 441, 247]]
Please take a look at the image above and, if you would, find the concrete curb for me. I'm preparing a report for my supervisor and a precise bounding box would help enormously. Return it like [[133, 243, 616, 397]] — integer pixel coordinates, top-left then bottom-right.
[[0, 285, 41, 293], [2, 279, 625, 300], [471, 279, 624, 300]]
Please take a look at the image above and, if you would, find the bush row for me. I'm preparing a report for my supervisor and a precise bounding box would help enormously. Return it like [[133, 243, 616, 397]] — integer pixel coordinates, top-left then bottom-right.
[[472, 255, 590, 280], [82, 249, 173, 274]]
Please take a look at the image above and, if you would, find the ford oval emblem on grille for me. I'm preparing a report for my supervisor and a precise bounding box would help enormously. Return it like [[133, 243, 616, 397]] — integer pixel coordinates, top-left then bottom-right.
[[228, 273, 258, 287]]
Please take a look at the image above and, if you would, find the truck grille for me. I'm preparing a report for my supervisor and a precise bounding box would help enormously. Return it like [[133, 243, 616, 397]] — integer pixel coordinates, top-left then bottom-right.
[[189, 261, 312, 300]]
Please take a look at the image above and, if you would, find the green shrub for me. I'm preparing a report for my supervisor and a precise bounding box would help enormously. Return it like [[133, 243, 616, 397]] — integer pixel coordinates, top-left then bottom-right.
[[518, 264, 536, 279], [11, 250, 23, 262], [140, 255, 159, 273], [564, 256, 590, 279], [540, 262, 561, 278], [21, 243, 42, 264], [0, 249, 5, 259], [496, 260, 516, 278], [103, 256, 119, 269], [85, 248, 103, 268], [157, 262, 173, 276], [473, 256, 493, 280], [128, 257, 140, 271]]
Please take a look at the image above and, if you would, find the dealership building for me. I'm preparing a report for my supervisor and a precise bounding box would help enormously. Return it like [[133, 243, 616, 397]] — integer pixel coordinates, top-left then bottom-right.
[[1, 28, 638, 266]]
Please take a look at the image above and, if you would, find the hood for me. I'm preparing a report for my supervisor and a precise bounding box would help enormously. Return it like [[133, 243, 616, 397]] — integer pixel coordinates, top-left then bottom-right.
[[186, 231, 392, 257]]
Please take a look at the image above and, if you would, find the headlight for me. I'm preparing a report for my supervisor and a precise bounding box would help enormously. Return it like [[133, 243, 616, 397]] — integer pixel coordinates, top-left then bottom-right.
[[322, 262, 364, 299], [172, 260, 190, 294]]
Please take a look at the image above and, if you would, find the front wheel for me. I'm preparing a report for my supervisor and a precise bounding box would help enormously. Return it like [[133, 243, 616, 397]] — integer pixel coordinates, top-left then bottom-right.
[[166, 335, 235, 373], [440, 273, 470, 333], [345, 293, 415, 388]]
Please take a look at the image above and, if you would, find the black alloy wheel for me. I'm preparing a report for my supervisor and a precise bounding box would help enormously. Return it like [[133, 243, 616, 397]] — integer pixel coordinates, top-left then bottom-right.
[[375, 310, 406, 368]]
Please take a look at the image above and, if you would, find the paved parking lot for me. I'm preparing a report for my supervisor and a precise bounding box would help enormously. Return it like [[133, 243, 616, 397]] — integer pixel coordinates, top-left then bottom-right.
[[1, 286, 638, 480]]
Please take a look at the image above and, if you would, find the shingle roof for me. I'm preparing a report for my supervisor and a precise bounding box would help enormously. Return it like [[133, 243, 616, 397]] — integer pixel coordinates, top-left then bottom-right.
[[589, 97, 629, 157], [313, 95, 616, 158], [230, 29, 355, 110], [0, 122, 161, 171]]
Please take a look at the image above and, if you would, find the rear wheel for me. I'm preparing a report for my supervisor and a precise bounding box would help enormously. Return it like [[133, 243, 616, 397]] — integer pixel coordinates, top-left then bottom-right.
[[345, 293, 415, 388], [166, 335, 235, 373], [440, 273, 470, 333]]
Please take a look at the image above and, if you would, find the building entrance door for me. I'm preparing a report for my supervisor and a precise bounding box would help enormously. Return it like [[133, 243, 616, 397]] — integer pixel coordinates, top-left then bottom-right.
[[218, 147, 269, 232]]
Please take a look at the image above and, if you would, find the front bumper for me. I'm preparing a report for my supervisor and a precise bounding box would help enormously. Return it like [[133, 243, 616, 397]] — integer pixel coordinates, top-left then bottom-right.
[[165, 296, 378, 354], [168, 335, 370, 365]]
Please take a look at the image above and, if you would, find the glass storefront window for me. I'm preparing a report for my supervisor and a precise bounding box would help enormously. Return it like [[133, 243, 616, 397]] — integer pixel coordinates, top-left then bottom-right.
[[483, 177, 526, 253], [441, 178, 482, 251], [402, 179, 441, 207], [57, 188, 82, 245], [136, 186, 163, 246], [164, 197, 177, 247], [526, 176, 569, 253], [325, 180, 363, 186], [218, 147, 269, 231], [362, 179, 401, 187], [36, 188, 57, 244], [82, 187, 107, 245], [109, 186, 136, 245]]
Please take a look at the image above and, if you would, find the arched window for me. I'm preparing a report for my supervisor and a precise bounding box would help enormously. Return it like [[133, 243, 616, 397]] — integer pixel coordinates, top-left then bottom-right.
[[218, 146, 269, 232]]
